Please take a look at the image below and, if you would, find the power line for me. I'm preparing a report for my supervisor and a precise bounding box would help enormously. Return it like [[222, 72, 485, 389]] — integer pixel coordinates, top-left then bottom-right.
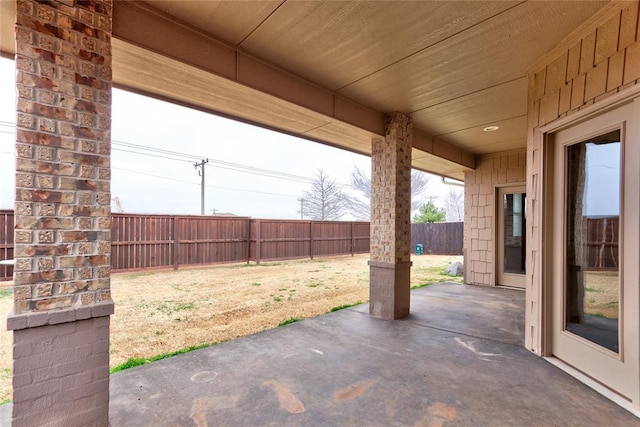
[[112, 139, 314, 183], [112, 147, 193, 164], [0, 121, 353, 188], [112, 139, 201, 161], [113, 144, 315, 182], [112, 167, 298, 198], [0, 124, 316, 184]]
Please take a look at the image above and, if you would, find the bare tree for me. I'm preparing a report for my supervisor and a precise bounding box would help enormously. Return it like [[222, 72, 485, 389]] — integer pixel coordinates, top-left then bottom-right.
[[302, 169, 350, 220], [347, 166, 372, 220], [348, 166, 431, 220], [444, 187, 464, 222]]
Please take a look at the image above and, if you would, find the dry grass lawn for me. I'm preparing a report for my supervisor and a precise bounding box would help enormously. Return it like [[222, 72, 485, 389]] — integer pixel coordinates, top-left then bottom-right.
[[583, 271, 619, 319], [0, 253, 462, 403]]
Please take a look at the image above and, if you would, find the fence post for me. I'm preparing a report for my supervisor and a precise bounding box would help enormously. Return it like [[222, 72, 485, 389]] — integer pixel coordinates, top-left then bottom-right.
[[172, 216, 179, 270], [351, 222, 355, 256], [309, 221, 314, 260], [246, 218, 251, 264], [256, 219, 261, 264]]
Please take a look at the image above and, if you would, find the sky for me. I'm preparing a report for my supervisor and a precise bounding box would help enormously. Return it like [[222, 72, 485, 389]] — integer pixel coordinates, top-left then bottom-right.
[[584, 142, 620, 217], [0, 56, 458, 220]]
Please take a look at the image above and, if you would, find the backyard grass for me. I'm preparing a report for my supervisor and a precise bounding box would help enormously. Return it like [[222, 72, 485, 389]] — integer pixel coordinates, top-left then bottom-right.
[[583, 270, 619, 319], [0, 253, 462, 403]]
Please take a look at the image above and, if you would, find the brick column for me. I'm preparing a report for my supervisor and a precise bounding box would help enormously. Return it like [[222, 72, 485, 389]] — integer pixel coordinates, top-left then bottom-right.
[[369, 112, 412, 320], [7, 1, 113, 425]]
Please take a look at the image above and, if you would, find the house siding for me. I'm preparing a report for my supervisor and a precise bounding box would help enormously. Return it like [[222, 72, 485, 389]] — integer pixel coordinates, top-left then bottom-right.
[[526, 1, 640, 353], [464, 151, 526, 286]]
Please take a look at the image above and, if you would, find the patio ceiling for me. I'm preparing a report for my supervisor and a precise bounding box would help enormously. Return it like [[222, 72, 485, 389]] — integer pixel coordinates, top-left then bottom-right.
[[0, 0, 609, 180]]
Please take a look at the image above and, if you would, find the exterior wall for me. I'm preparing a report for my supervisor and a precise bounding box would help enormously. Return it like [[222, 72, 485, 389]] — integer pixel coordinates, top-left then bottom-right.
[[8, 0, 114, 424], [526, 1, 640, 353], [464, 150, 526, 286], [369, 112, 412, 319]]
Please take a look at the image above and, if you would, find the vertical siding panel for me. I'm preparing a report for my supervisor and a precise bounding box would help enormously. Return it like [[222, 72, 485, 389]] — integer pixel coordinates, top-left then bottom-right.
[[619, 2, 639, 49], [545, 53, 568, 94], [595, 13, 621, 65], [607, 50, 626, 92], [623, 42, 640, 84], [566, 41, 582, 81], [570, 72, 587, 110], [539, 90, 561, 127], [533, 68, 547, 101], [559, 81, 573, 116], [585, 60, 609, 101], [580, 30, 597, 74]]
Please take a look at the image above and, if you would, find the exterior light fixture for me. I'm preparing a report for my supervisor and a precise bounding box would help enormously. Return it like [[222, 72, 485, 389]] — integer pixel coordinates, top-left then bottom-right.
[[483, 125, 500, 132]]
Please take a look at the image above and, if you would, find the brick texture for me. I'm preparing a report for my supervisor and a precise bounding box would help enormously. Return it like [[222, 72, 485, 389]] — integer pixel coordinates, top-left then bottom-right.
[[12, 316, 110, 427], [10, 1, 114, 425], [12, 0, 113, 316], [369, 112, 412, 319], [463, 151, 526, 286], [370, 113, 412, 265], [526, 1, 640, 353]]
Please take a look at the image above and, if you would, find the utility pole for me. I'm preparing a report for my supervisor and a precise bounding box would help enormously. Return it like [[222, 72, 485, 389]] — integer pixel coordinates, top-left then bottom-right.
[[298, 198, 305, 219], [194, 159, 209, 215]]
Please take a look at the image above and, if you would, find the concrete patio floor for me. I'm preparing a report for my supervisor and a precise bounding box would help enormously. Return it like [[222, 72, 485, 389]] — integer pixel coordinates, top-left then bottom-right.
[[3, 282, 640, 426]]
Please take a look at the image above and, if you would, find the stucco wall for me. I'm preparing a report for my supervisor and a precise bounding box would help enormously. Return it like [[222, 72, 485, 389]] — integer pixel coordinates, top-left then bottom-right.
[[464, 150, 526, 286], [526, 1, 640, 353]]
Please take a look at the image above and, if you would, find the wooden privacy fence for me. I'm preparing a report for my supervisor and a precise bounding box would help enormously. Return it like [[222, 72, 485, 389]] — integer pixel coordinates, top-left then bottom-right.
[[585, 216, 619, 270], [411, 222, 464, 255], [110, 214, 252, 271], [0, 211, 370, 279], [0, 210, 472, 280], [250, 219, 370, 262], [0, 211, 13, 281], [110, 215, 371, 270]]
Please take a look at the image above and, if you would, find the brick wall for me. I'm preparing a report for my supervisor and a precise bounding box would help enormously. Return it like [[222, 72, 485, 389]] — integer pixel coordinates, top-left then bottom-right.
[[463, 150, 526, 286], [526, 1, 640, 352], [8, 0, 114, 424], [369, 112, 412, 319], [370, 112, 412, 265], [12, 316, 110, 426], [12, 0, 113, 315]]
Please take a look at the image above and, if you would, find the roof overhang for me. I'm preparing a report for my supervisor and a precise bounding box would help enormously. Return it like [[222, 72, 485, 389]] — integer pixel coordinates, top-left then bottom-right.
[[0, 0, 612, 181]]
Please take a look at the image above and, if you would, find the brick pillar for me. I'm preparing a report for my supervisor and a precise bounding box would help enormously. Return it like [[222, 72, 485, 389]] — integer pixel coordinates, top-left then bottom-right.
[[7, 1, 113, 425], [369, 112, 412, 320]]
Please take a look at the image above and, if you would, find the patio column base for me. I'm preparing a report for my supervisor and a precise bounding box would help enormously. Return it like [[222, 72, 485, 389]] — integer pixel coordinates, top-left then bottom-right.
[[369, 260, 412, 319], [8, 304, 113, 426]]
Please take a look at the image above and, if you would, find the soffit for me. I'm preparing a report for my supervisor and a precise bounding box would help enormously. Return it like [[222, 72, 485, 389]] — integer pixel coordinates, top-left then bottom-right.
[[112, 39, 377, 155], [0, 0, 15, 58], [134, 1, 607, 166], [0, 1, 610, 176], [113, 38, 461, 179], [143, 0, 607, 158]]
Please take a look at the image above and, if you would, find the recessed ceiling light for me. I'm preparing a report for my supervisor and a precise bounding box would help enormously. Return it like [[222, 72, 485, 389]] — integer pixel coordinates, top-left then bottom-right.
[[483, 126, 500, 132]]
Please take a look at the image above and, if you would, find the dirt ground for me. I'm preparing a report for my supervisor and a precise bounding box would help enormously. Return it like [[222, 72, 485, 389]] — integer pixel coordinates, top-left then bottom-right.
[[0, 253, 462, 403]]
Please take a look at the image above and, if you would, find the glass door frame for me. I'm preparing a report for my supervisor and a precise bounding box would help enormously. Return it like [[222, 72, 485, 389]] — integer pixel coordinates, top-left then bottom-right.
[[540, 92, 640, 412], [496, 185, 527, 288]]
